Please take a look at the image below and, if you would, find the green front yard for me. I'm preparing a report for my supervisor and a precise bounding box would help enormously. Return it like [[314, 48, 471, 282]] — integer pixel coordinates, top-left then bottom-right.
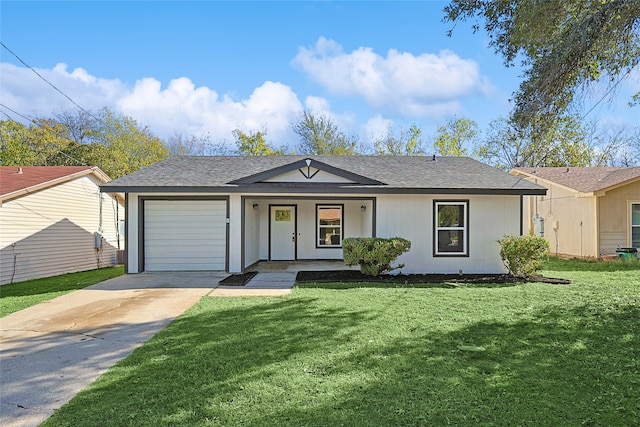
[[0, 267, 124, 317], [36, 259, 640, 426]]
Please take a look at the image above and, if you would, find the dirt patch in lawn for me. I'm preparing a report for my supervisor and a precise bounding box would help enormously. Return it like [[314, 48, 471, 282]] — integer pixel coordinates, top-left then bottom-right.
[[295, 270, 571, 285]]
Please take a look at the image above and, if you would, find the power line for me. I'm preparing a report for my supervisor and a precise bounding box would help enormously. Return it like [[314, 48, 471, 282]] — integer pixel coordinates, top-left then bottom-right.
[[0, 103, 35, 123], [581, 68, 634, 120], [0, 41, 105, 125]]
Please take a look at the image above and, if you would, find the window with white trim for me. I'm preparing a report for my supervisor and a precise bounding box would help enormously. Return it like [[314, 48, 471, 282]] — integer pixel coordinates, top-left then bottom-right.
[[317, 205, 343, 247], [632, 203, 640, 248], [434, 201, 468, 256]]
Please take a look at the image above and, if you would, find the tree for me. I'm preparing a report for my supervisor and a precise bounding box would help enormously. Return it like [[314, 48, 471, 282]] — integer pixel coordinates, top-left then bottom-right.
[[444, 1, 640, 128], [432, 117, 479, 156], [88, 109, 169, 178], [582, 121, 640, 167], [1, 109, 169, 177], [292, 111, 358, 155], [233, 129, 286, 156], [374, 124, 426, 156], [166, 133, 233, 156], [0, 120, 38, 165], [474, 115, 599, 170]]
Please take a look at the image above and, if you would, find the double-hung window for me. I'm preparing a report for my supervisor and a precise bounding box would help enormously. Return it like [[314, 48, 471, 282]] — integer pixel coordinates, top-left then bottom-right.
[[434, 200, 468, 256], [632, 203, 640, 248], [317, 205, 343, 247]]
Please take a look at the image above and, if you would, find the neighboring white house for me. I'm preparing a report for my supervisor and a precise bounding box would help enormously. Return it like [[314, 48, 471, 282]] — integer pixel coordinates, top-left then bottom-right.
[[0, 166, 124, 285], [101, 156, 546, 275]]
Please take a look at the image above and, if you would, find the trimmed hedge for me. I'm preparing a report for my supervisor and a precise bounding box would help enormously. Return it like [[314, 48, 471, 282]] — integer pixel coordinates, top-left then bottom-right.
[[343, 237, 411, 276], [498, 234, 550, 277]]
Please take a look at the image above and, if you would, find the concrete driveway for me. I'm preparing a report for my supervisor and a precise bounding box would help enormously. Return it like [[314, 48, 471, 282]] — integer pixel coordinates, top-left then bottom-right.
[[0, 271, 226, 427]]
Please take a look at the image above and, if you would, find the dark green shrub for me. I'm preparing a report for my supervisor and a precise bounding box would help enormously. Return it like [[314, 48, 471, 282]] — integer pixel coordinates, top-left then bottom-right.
[[343, 237, 411, 276], [498, 234, 550, 277]]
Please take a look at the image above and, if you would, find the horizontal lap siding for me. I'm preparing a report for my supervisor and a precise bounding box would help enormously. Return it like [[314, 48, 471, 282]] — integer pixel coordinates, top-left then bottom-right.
[[144, 200, 226, 271], [0, 176, 123, 285]]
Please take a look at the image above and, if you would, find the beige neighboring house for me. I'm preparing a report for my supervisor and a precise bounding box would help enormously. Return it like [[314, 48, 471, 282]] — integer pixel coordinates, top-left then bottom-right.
[[510, 167, 640, 258], [0, 166, 124, 285]]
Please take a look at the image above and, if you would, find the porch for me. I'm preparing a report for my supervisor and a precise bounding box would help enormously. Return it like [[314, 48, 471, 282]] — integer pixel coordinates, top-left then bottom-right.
[[212, 260, 360, 297], [247, 259, 360, 273]]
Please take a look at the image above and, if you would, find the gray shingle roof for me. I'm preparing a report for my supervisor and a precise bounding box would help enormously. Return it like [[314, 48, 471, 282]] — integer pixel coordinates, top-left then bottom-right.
[[101, 156, 546, 195]]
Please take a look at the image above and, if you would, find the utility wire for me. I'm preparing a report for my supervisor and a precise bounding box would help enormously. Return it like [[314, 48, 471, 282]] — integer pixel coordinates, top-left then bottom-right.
[[581, 68, 633, 120], [0, 103, 35, 123], [1, 41, 106, 125]]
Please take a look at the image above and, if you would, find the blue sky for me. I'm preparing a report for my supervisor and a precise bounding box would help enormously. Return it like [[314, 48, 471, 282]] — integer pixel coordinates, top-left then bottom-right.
[[1, 1, 638, 150]]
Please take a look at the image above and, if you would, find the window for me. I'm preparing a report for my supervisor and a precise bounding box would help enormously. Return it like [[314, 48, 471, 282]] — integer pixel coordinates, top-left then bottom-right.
[[434, 201, 468, 256], [632, 203, 640, 248], [317, 205, 343, 247], [275, 209, 291, 221]]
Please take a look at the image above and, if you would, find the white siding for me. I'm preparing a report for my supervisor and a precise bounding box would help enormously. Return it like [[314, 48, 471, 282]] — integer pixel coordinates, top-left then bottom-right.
[[255, 198, 373, 262], [144, 200, 226, 271], [244, 199, 261, 267], [126, 192, 521, 274], [0, 176, 123, 285], [376, 194, 521, 274]]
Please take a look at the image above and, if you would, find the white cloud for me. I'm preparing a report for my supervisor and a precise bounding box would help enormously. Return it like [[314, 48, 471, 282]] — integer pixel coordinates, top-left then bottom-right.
[[0, 62, 127, 118], [118, 78, 303, 144], [292, 37, 492, 118], [0, 62, 304, 145], [304, 96, 331, 114], [362, 115, 393, 142]]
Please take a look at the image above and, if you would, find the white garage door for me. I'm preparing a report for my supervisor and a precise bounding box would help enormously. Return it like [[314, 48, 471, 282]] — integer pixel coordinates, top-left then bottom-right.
[[144, 200, 227, 271]]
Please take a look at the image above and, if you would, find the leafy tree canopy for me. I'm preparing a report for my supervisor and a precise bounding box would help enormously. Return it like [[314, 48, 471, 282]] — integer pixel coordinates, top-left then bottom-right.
[[0, 108, 168, 178], [233, 129, 286, 156], [374, 124, 427, 156], [432, 117, 479, 156], [292, 111, 358, 155], [474, 115, 603, 170], [444, 0, 640, 127]]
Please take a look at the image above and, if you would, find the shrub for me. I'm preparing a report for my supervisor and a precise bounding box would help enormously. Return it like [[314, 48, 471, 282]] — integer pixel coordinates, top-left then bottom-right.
[[498, 234, 550, 277], [343, 237, 411, 276]]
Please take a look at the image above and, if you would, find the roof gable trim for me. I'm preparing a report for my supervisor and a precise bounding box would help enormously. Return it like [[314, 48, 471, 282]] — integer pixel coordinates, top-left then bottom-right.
[[229, 158, 385, 185], [0, 167, 111, 203]]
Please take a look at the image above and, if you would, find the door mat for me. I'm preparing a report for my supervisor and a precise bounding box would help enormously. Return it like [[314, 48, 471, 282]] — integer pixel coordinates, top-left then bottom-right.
[[218, 271, 258, 286]]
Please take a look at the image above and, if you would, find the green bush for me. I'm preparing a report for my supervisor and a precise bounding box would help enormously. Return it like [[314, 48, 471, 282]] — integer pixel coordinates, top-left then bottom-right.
[[498, 234, 550, 277], [343, 237, 411, 276]]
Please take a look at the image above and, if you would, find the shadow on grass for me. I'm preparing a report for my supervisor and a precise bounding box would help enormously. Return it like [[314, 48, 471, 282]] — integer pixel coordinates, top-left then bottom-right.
[[44, 292, 640, 426]]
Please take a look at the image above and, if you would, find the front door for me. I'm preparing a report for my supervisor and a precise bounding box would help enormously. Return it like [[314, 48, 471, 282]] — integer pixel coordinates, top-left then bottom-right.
[[270, 205, 296, 260]]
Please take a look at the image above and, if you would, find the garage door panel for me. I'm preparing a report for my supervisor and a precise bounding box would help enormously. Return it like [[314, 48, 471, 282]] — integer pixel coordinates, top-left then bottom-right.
[[144, 200, 227, 271]]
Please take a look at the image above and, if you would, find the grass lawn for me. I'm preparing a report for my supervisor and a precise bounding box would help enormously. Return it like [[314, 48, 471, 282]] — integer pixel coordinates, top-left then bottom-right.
[[0, 267, 124, 317], [44, 258, 639, 426]]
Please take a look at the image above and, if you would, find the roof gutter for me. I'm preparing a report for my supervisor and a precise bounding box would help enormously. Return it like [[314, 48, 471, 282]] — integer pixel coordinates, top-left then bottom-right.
[[99, 184, 547, 196]]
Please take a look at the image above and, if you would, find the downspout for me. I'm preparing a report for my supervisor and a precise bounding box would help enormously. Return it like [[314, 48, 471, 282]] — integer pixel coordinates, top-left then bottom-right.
[[595, 196, 600, 257], [519, 195, 523, 235]]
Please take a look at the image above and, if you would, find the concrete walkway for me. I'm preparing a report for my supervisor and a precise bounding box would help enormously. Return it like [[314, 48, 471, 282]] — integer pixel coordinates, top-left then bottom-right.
[[211, 271, 297, 296], [0, 272, 225, 427]]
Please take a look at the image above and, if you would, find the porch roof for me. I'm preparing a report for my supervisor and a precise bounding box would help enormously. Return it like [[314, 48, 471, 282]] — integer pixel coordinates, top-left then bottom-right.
[[101, 155, 546, 195]]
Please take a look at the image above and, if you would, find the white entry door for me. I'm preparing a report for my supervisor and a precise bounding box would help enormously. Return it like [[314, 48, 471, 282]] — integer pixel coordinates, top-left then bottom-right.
[[270, 205, 296, 260]]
